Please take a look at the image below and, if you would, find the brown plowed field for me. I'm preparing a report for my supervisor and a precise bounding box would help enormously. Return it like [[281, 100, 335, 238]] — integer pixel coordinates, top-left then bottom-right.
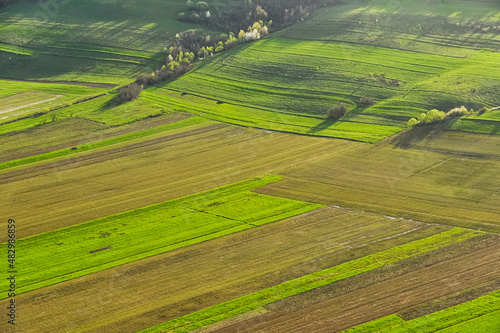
[[0, 125, 358, 239], [211, 240, 500, 333], [256, 130, 500, 233]]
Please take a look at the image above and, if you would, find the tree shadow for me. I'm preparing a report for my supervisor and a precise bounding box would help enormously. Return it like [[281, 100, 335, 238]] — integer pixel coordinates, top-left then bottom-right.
[[308, 118, 338, 134], [390, 118, 461, 149]]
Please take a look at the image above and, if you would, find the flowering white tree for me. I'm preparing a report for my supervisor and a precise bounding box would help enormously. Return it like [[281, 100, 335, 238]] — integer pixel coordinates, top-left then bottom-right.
[[245, 29, 260, 41]]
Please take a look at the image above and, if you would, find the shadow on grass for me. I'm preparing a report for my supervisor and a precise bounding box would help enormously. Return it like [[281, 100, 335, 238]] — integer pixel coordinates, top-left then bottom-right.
[[390, 118, 460, 149], [308, 118, 338, 134]]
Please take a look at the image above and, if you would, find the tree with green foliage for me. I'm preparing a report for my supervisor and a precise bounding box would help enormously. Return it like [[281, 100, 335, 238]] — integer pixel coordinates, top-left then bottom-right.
[[190, 12, 200, 22], [425, 109, 446, 123], [196, 1, 208, 12], [327, 103, 348, 119], [407, 118, 418, 129]]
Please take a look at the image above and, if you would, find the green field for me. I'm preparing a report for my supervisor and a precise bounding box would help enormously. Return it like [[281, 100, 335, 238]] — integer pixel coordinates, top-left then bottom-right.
[[137, 0, 500, 142], [0, 0, 219, 84], [0, 175, 321, 297]]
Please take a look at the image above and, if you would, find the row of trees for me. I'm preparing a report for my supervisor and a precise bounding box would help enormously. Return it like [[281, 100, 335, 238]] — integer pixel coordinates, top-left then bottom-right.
[[118, 53, 194, 102], [118, 20, 272, 102], [407, 105, 490, 128], [178, 0, 343, 32]]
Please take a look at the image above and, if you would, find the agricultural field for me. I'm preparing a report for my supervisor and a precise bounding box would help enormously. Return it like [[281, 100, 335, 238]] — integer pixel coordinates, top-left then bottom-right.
[[1, 0, 500, 332], [0, 122, 352, 238], [0, 175, 322, 296], [0, 0, 216, 84], [1, 207, 468, 332], [257, 128, 500, 233], [147, 0, 500, 142]]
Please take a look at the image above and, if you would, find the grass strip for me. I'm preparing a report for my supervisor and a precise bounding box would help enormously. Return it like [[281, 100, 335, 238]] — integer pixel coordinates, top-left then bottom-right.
[[140, 227, 483, 333], [342, 290, 500, 333]]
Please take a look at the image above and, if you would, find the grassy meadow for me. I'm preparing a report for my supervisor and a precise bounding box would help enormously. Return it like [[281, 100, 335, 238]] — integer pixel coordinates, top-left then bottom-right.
[[143, 0, 500, 142], [0, 0, 217, 84]]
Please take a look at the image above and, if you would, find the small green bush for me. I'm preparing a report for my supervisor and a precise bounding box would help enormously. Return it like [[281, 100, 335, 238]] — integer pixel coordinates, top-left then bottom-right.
[[196, 1, 208, 11], [359, 95, 377, 107], [327, 103, 348, 119]]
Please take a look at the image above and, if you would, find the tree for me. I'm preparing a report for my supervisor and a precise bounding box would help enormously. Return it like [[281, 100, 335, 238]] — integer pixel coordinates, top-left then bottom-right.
[[196, 1, 208, 11], [359, 95, 377, 107], [425, 109, 445, 123], [118, 83, 142, 102], [327, 103, 348, 119], [407, 118, 418, 128]]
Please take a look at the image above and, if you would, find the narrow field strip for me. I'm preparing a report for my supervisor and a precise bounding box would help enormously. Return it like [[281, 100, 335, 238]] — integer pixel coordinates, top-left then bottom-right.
[[0, 175, 322, 298], [342, 289, 500, 333], [0, 42, 35, 56], [140, 227, 482, 333], [0, 116, 209, 172], [0, 95, 62, 114], [48, 42, 164, 61]]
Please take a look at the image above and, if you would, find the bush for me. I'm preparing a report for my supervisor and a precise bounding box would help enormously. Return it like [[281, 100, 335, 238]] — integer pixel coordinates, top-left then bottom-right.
[[327, 103, 348, 119], [186, 0, 195, 10], [445, 105, 469, 118], [359, 95, 377, 107], [424, 109, 446, 123], [478, 106, 490, 115], [178, 12, 187, 21], [196, 1, 208, 11], [118, 83, 142, 102], [407, 118, 418, 129], [190, 12, 200, 22]]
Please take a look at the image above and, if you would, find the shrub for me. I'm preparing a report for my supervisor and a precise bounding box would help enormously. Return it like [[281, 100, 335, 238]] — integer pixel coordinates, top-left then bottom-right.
[[186, 0, 195, 10], [196, 1, 208, 12], [407, 118, 418, 129], [359, 95, 377, 107], [190, 12, 200, 22], [445, 105, 469, 118], [178, 12, 187, 21], [478, 106, 490, 115], [118, 83, 142, 102], [327, 103, 348, 119], [424, 109, 446, 123]]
